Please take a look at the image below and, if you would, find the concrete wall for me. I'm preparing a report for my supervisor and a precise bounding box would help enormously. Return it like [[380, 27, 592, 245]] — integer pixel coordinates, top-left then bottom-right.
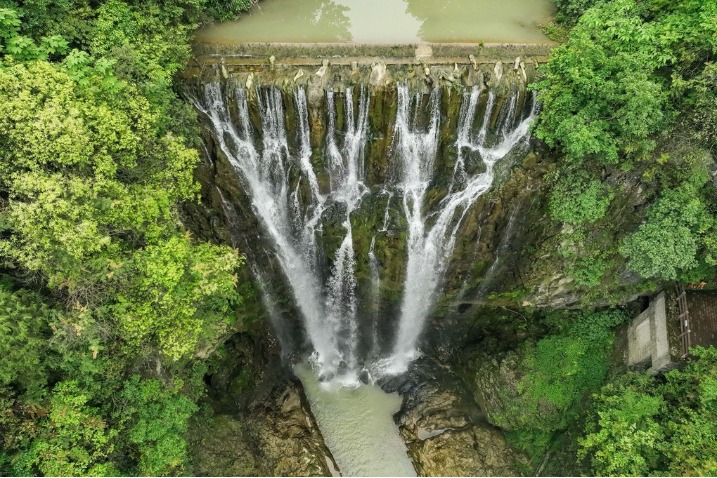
[[627, 292, 671, 373], [185, 42, 553, 78]]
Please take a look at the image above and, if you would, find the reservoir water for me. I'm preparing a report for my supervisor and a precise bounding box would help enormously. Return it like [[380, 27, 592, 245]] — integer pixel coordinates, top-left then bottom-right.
[[196, 0, 554, 44], [294, 365, 416, 477]]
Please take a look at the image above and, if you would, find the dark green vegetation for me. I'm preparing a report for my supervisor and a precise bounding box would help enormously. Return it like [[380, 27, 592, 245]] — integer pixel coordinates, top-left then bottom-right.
[[0, 0, 256, 475], [462, 308, 625, 458], [580, 347, 717, 476], [534, 0, 717, 286], [502, 0, 717, 474]]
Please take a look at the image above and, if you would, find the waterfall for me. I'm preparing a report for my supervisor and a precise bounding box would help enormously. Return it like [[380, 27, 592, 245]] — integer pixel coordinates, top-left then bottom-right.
[[368, 236, 381, 356], [193, 79, 537, 383], [381, 86, 538, 374]]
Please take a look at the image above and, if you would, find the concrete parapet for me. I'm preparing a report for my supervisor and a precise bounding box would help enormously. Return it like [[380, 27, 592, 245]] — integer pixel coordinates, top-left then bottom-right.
[[185, 42, 553, 78]]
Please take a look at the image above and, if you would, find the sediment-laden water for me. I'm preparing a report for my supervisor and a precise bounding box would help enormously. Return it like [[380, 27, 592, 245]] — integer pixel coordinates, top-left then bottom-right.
[[196, 0, 554, 44], [294, 365, 416, 477]]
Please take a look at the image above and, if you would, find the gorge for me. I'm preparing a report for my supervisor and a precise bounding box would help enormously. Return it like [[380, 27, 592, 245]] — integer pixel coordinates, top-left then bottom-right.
[[183, 42, 547, 474], [2, 0, 715, 476]]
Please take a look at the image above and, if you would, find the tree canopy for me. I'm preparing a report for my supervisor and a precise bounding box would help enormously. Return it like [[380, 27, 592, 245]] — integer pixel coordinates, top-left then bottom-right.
[[0, 0, 253, 474]]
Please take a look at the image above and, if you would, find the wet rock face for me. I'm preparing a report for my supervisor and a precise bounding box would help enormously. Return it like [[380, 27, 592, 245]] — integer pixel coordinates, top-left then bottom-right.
[[411, 426, 521, 477], [245, 373, 339, 476], [464, 351, 525, 430], [191, 326, 337, 476], [191, 370, 338, 477], [190, 415, 259, 477], [381, 357, 525, 476]]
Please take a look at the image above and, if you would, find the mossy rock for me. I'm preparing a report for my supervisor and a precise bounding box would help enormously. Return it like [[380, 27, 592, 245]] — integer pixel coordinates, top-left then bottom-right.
[[189, 414, 260, 477], [462, 348, 562, 432]]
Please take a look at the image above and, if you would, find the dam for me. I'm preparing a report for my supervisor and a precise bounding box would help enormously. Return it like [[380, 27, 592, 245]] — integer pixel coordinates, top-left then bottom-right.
[[183, 3, 554, 474]]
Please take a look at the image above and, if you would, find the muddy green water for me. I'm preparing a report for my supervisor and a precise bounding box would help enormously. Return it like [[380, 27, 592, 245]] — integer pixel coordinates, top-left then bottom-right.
[[196, 0, 554, 44], [294, 365, 416, 477]]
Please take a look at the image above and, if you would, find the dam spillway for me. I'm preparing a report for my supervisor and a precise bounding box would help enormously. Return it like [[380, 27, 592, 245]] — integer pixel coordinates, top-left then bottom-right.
[[185, 48, 540, 382], [182, 8, 553, 474]]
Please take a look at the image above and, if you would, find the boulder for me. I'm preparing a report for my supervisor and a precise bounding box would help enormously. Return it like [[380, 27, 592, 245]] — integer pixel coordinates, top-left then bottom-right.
[[381, 357, 525, 476]]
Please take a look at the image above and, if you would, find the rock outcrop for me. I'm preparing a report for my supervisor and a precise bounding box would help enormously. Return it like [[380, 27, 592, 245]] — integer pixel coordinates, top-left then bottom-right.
[[191, 371, 338, 477], [381, 357, 525, 476]]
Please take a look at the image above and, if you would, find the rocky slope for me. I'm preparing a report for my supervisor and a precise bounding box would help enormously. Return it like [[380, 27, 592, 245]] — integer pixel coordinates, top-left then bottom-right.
[[381, 357, 527, 476]]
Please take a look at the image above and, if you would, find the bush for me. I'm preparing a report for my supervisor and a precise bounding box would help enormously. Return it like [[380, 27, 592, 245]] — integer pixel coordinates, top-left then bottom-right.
[[621, 183, 715, 280], [553, 0, 603, 25], [549, 172, 613, 225], [532, 0, 668, 165], [580, 347, 717, 476]]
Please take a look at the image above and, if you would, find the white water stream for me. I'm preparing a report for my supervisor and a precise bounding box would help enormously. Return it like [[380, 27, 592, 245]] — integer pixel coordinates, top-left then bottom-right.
[[379, 85, 537, 374], [195, 80, 537, 477], [195, 82, 535, 380]]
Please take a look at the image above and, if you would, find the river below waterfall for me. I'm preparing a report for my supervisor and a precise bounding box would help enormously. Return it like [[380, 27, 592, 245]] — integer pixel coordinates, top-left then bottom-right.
[[295, 365, 416, 477]]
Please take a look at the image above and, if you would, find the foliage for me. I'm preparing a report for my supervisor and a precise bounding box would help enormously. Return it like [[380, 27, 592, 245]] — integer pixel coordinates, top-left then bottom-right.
[[0, 279, 53, 399], [114, 376, 198, 475], [520, 310, 625, 420], [0, 61, 193, 289], [488, 310, 624, 435], [0, 7, 68, 61], [532, 0, 669, 164], [18, 381, 119, 477], [534, 0, 717, 292], [620, 182, 716, 281], [487, 310, 626, 467], [549, 172, 613, 225], [553, 0, 602, 25], [568, 254, 609, 288], [579, 347, 717, 476], [0, 0, 255, 473], [114, 237, 241, 360]]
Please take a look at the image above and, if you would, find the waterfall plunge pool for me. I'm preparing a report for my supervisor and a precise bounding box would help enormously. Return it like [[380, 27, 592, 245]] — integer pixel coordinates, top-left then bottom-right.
[[294, 364, 416, 477], [196, 0, 554, 44]]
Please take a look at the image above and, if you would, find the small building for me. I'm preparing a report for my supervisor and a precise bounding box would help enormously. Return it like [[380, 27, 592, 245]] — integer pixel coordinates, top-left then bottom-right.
[[627, 287, 717, 373], [627, 291, 671, 373]]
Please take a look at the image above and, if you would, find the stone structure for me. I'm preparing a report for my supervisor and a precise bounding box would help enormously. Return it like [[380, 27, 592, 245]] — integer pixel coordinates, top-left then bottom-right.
[[186, 42, 554, 77], [627, 292, 671, 373]]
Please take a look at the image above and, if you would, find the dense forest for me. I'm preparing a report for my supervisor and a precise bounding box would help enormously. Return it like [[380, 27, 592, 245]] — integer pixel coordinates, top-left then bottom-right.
[[0, 0, 715, 475]]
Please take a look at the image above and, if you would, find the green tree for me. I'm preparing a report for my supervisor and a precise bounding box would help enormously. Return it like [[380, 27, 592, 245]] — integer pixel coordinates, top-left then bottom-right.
[[0, 279, 53, 399], [18, 381, 119, 476], [580, 347, 717, 476], [548, 172, 613, 225], [114, 237, 242, 360], [579, 373, 666, 476], [114, 376, 198, 475], [553, 0, 602, 25], [620, 183, 716, 280], [0, 0, 256, 474], [532, 0, 669, 164]]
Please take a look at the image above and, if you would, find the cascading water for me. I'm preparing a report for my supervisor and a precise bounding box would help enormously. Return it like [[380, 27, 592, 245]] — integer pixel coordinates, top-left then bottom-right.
[[194, 83, 372, 382], [383, 86, 537, 374], [194, 80, 536, 382], [322, 87, 370, 376]]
